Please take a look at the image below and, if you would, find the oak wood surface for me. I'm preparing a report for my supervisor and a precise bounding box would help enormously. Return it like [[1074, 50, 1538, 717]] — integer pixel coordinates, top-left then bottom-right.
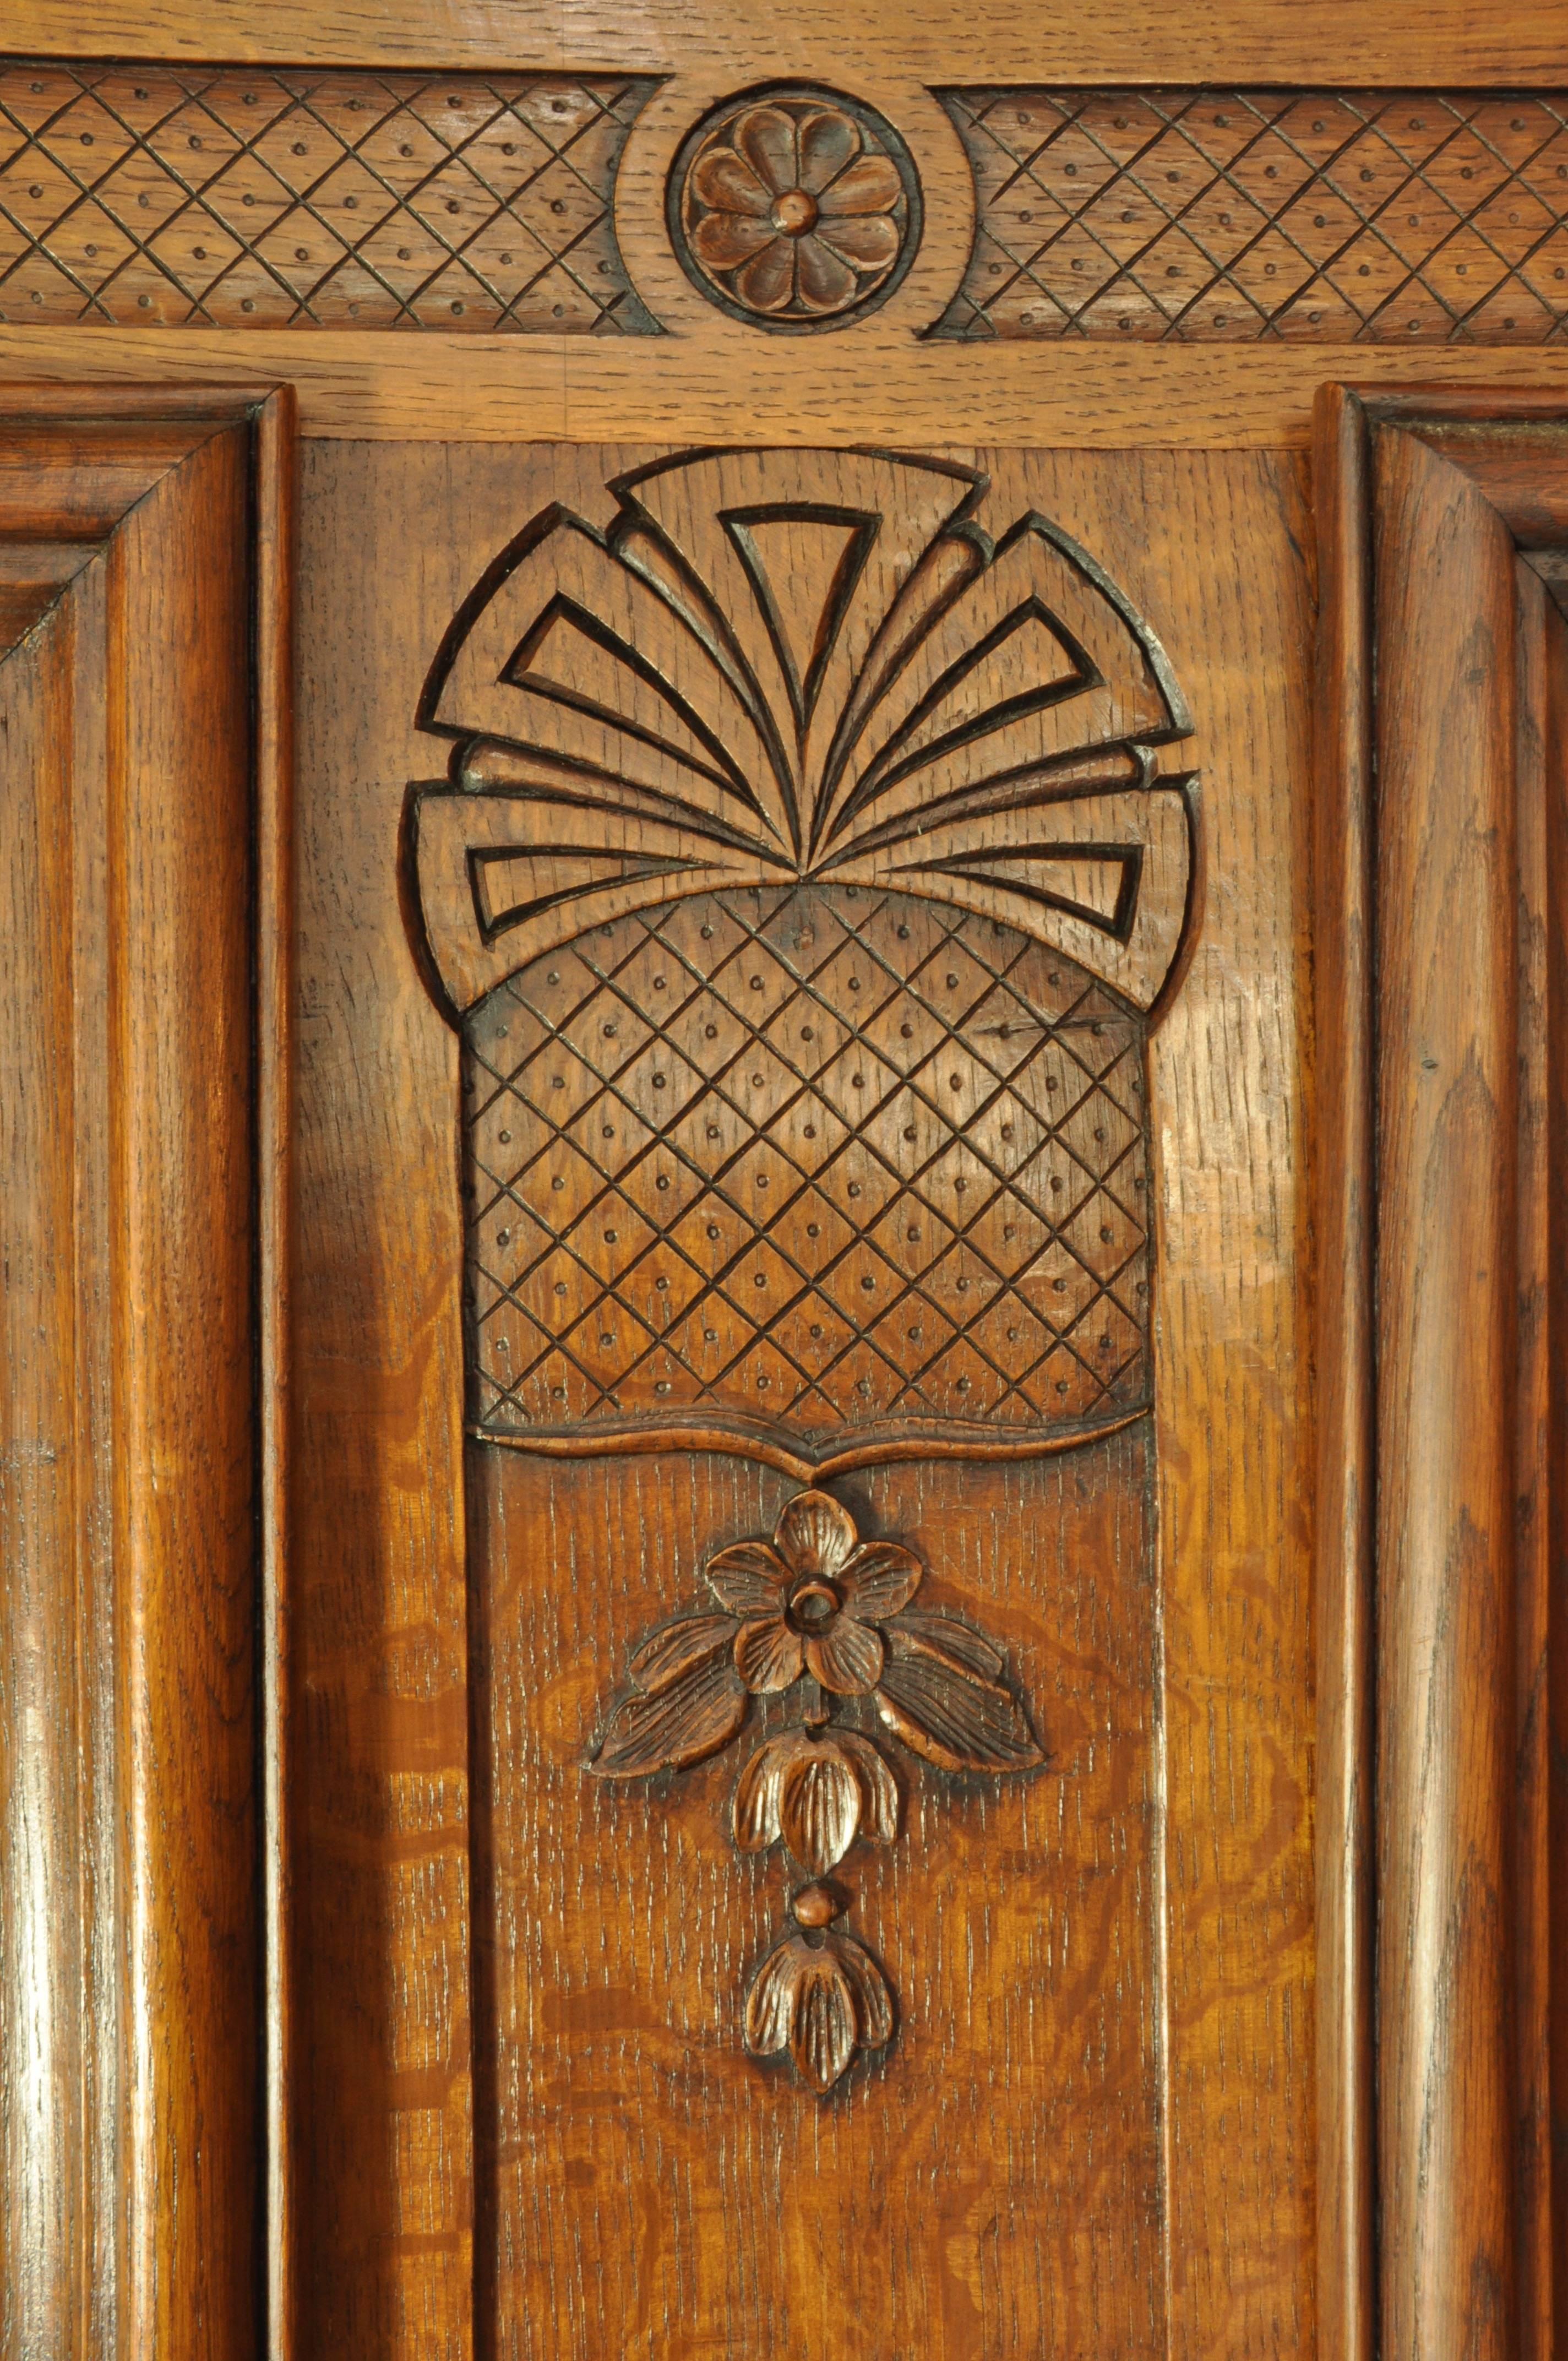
[[3, 330, 1568, 449], [9, 0, 1568, 83], [1310, 383, 1375, 2361], [1314, 383, 1568, 2361], [0, 387, 291, 2359], [292, 434, 1313, 2358]]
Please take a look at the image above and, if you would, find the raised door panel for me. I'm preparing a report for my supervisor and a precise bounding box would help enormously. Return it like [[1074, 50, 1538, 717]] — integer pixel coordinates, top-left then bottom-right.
[[292, 437, 1313, 2358]]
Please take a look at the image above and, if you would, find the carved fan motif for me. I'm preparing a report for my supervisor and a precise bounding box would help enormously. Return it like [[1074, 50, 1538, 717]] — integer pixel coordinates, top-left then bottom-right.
[[410, 447, 1196, 1472]]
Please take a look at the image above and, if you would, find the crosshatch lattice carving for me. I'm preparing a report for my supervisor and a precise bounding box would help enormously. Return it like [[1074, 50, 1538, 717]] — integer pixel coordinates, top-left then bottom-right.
[[0, 58, 658, 329], [931, 88, 1568, 342], [460, 885, 1152, 1458], [409, 445, 1197, 2089]]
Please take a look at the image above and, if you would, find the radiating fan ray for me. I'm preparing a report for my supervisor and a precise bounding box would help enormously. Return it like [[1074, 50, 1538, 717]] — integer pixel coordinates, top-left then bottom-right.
[[424, 507, 792, 847], [819, 516, 1185, 852], [719, 503, 880, 733], [816, 745, 1148, 864], [415, 787, 787, 1013], [609, 516, 802, 850], [415, 449, 1197, 1020], [615, 448, 983, 841], [463, 741, 793, 865], [826, 784, 1195, 1012]]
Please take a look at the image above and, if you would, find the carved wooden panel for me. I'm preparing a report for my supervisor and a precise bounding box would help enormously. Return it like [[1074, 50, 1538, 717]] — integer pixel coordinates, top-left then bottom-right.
[[295, 434, 1309, 2355], [933, 89, 1568, 342], [411, 448, 1195, 1475], [406, 440, 1196, 2130], [0, 59, 657, 329]]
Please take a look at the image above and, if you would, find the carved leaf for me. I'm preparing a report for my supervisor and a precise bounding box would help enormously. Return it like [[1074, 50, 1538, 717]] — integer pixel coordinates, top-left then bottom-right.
[[627, 1612, 737, 1694], [830, 1928, 896, 2048], [891, 1609, 1005, 1681], [874, 1625, 1044, 1773], [591, 1652, 748, 1777]]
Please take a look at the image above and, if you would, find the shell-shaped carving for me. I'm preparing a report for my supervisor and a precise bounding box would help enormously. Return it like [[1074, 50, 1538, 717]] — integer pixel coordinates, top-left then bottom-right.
[[411, 448, 1196, 1018]]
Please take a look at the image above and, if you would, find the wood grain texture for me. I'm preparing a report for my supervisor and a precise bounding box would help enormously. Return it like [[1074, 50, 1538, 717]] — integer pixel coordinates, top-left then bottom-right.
[[470, 1438, 1162, 2358], [0, 387, 291, 2359], [1513, 552, 1559, 2361], [8, 325, 1568, 447], [1543, 567, 1568, 2361], [1311, 384, 1375, 2361], [1375, 409, 1520, 2361], [8, 0, 1568, 84], [292, 437, 1314, 2358], [1315, 384, 1568, 2361]]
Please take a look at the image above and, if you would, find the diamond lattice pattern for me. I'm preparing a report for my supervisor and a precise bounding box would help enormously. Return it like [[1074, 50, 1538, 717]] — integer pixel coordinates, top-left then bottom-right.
[[462, 887, 1151, 1447], [0, 59, 656, 329], [931, 86, 1568, 342]]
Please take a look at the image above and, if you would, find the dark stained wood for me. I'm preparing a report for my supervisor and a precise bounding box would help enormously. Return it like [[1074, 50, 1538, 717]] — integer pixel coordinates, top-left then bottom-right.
[[0, 385, 292, 2360], [1315, 383, 1568, 2361]]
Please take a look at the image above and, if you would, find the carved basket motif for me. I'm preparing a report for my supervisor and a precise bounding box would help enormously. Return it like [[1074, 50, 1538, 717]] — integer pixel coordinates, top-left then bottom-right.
[[410, 446, 1197, 2088], [412, 445, 1196, 1471]]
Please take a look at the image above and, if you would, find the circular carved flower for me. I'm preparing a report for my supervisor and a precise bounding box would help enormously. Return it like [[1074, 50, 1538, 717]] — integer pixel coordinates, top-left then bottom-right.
[[672, 88, 918, 329], [705, 1488, 922, 1695]]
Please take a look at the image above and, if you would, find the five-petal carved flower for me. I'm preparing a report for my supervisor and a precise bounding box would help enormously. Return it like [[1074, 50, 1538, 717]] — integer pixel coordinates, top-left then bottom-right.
[[707, 1489, 921, 1697], [682, 99, 907, 322]]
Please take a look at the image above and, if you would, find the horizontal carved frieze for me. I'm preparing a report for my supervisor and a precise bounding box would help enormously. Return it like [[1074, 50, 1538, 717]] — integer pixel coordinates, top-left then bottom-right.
[[0, 59, 657, 330], [8, 66, 1568, 344], [932, 88, 1568, 343]]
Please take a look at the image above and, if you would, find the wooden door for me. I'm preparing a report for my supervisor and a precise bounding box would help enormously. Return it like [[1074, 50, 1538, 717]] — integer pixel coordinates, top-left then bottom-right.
[[0, 9, 1564, 2360]]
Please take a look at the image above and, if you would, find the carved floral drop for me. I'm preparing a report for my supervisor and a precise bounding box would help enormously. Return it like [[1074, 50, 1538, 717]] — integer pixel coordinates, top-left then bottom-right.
[[589, 1488, 1042, 2087]]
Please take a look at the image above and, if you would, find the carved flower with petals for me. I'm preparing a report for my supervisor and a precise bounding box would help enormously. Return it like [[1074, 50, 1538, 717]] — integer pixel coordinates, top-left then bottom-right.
[[745, 1881, 894, 2091], [706, 1489, 921, 1697], [734, 1726, 898, 1873], [677, 93, 913, 326]]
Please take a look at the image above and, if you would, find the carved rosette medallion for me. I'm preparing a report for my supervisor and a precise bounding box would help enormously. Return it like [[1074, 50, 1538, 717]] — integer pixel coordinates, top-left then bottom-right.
[[667, 85, 922, 329], [409, 446, 1197, 2088]]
